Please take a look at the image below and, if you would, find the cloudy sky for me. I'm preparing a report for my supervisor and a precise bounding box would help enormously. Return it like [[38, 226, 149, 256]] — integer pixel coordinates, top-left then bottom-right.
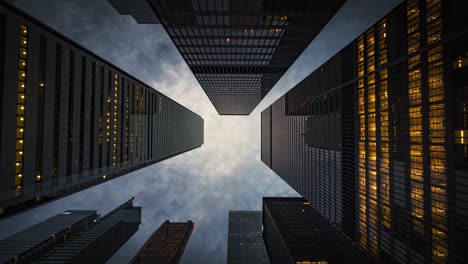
[[0, 0, 402, 263]]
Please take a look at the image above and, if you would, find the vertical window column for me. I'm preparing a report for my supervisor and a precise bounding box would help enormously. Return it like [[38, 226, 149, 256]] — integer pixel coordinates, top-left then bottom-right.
[[15, 25, 28, 197], [98, 66, 104, 172], [425, 0, 447, 261], [135, 84, 140, 162], [130, 83, 135, 162], [139, 86, 144, 161], [89, 62, 96, 172], [378, 20, 391, 233], [52, 44, 62, 187], [35, 35, 46, 187], [120, 77, 125, 165], [106, 71, 111, 168], [112, 73, 119, 166], [79, 56, 86, 175], [407, 0, 425, 241], [357, 34, 367, 251], [125, 81, 129, 164], [366, 27, 379, 257], [66, 50, 75, 182]]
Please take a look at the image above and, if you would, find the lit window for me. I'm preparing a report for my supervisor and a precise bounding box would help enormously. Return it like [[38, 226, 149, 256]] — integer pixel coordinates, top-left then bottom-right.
[[455, 130, 468, 145]]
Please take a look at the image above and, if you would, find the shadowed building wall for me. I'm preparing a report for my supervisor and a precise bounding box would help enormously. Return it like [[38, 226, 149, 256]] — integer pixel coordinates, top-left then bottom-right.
[[108, 0, 346, 115], [132, 220, 194, 264], [227, 211, 270, 264], [0, 1, 204, 219], [262, 197, 367, 264], [0, 198, 141, 263]]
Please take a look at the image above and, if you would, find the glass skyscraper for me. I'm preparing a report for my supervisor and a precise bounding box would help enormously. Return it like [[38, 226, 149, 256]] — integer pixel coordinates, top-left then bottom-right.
[[131, 220, 194, 264], [261, 0, 468, 263], [227, 211, 270, 264], [0, 1, 204, 219], [262, 197, 366, 264], [0, 198, 141, 263], [108, 0, 346, 115]]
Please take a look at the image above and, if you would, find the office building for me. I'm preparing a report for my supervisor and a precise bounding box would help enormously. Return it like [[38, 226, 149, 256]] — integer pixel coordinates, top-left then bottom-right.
[[262, 197, 365, 264], [132, 220, 193, 264], [0, 198, 141, 263], [227, 211, 270, 264], [0, 210, 98, 263], [261, 0, 468, 263], [0, 1, 204, 219], [36, 198, 141, 263], [108, 0, 346, 115]]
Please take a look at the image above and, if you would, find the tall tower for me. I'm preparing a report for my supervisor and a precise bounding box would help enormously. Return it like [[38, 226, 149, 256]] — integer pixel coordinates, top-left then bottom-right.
[[0, 198, 141, 263], [227, 211, 270, 264], [261, 0, 468, 263], [132, 220, 194, 264], [108, 0, 346, 115], [0, 1, 204, 219], [262, 197, 366, 264]]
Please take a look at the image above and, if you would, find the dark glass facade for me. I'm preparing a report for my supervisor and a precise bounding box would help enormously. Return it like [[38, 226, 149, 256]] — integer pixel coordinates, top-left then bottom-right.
[[261, 0, 468, 263], [0, 210, 98, 263], [0, 198, 141, 263], [108, 0, 346, 115], [227, 211, 270, 264], [131, 220, 193, 264], [36, 199, 141, 263], [262, 197, 366, 264], [0, 1, 204, 219], [108, 0, 160, 23]]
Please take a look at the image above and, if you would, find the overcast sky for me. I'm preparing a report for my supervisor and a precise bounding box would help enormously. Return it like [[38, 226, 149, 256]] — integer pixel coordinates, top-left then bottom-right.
[[0, 0, 402, 263]]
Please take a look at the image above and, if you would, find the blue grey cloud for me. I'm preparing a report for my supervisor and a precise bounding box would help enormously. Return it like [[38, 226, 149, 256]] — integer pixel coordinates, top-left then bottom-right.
[[0, 0, 403, 263]]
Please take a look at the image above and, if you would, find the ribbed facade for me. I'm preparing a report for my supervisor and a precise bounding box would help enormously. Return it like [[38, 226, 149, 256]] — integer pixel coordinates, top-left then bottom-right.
[[36, 199, 141, 263], [0, 210, 97, 263], [227, 211, 270, 264], [108, 0, 346, 115], [262, 197, 366, 264], [0, 198, 141, 263], [0, 1, 204, 219], [261, 0, 468, 263], [260, 48, 354, 232], [132, 220, 193, 264]]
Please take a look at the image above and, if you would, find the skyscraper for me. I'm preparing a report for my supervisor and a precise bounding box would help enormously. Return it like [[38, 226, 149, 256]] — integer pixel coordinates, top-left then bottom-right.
[[0, 210, 98, 263], [261, 0, 468, 263], [262, 197, 366, 264], [0, 1, 204, 219], [108, 0, 346, 115], [0, 198, 141, 263], [227, 211, 270, 264], [132, 220, 193, 264]]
